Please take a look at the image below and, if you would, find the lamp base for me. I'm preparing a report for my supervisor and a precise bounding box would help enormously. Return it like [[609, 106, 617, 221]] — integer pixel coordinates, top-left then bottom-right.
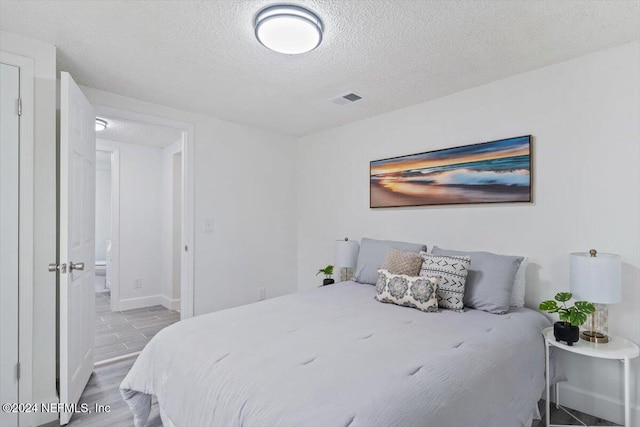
[[580, 330, 609, 344], [340, 267, 354, 282]]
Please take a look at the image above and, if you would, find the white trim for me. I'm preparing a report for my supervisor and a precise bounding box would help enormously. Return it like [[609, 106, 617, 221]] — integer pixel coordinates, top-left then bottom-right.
[[555, 382, 639, 426], [96, 144, 120, 312], [1, 51, 35, 427], [117, 295, 165, 312], [180, 122, 195, 319], [94, 351, 140, 368], [160, 295, 181, 311], [93, 105, 195, 320]]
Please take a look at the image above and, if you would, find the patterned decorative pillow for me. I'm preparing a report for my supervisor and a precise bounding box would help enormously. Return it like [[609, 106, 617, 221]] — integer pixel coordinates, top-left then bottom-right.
[[375, 269, 440, 313], [380, 249, 424, 277], [419, 251, 471, 312]]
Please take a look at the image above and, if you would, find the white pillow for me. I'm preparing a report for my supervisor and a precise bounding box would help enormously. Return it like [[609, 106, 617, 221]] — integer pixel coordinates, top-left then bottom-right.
[[510, 258, 528, 307], [375, 269, 440, 313], [419, 251, 471, 313]]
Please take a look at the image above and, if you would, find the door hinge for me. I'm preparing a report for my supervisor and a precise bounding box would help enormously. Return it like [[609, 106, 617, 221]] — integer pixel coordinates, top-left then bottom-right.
[[17, 98, 22, 116], [16, 362, 20, 380]]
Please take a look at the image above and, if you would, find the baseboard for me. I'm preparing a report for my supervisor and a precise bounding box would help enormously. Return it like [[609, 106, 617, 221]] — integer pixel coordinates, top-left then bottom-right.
[[94, 351, 140, 368], [160, 295, 180, 311], [117, 295, 163, 311], [556, 382, 639, 425]]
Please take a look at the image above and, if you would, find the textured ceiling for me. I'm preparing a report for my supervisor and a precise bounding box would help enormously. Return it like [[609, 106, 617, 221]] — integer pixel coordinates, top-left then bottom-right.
[[97, 115, 182, 148], [1, 1, 638, 136]]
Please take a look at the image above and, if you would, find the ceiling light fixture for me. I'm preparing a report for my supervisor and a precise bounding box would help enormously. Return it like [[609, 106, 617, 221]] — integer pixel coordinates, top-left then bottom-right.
[[95, 118, 108, 131], [254, 5, 323, 55]]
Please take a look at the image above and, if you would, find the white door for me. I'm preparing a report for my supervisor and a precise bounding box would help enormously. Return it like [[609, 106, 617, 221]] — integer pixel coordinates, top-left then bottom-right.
[[59, 72, 96, 425], [0, 62, 20, 427]]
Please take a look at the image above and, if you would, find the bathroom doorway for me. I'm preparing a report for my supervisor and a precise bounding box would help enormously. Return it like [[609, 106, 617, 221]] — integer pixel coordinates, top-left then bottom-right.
[[92, 114, 188, 364]]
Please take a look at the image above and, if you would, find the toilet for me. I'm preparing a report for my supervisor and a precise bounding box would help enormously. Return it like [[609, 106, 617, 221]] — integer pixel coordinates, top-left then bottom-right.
[[95, 240, 112, 293], [95, 261, 108, 293]]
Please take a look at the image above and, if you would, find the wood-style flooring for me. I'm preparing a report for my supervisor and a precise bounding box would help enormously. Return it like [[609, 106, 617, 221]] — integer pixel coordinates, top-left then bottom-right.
[[68, 357, 161, 426], [65, 355, 617, 427], [94, 292, 180, 363], [532, 401, 617, 426]]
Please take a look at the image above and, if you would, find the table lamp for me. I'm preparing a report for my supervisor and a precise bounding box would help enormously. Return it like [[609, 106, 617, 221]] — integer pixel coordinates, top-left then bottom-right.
[[335, 238, 359, 282], [570, 249, 621, 344]]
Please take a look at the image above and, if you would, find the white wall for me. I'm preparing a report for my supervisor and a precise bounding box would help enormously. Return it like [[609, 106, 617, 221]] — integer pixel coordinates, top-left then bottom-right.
[[161, 140, 182, 310], [95, 153, 111, 262], [297, 42, 640, 424], [97, 138, 163, 310], [83, 87, 299, 315], [0, 31, 58, 426]]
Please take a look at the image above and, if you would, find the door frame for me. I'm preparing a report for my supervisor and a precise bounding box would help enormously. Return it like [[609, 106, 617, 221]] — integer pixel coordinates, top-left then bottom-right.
[[0, 51, 35, 425], [93, 106, 195, 319], [95, 144, 120, 311]]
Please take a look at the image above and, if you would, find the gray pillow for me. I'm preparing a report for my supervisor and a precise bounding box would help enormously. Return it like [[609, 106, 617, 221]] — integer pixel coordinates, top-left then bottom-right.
[[354, 238, 427, 285], [431, 246, 523, 314]]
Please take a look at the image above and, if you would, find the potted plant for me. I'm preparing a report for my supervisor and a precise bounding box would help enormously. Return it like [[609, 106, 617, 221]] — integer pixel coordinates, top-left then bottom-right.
[[316, 265, 335, 286], [539, 292, 595, 346]]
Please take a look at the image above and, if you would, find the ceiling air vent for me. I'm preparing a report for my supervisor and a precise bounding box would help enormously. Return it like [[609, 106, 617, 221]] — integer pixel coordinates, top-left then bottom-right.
[[331, 93, 363, 105]]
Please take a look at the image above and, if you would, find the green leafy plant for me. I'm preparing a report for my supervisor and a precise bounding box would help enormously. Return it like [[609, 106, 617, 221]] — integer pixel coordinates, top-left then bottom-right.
[[539, 292, 595, 327], [316, 265, 334, 279]]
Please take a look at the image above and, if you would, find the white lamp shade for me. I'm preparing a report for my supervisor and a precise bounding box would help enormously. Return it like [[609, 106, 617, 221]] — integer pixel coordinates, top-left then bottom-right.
[[335, 239, 359, 269], [570, 252, 621, 304]]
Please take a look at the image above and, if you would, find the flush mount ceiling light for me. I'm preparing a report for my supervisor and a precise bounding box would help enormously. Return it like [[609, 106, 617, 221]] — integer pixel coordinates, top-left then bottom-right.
[[95, 118, 108, 131], [254, 5, 323, 54]]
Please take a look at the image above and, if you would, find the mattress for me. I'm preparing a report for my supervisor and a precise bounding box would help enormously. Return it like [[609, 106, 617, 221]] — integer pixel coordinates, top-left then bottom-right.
[[121, 281, 553, 427]]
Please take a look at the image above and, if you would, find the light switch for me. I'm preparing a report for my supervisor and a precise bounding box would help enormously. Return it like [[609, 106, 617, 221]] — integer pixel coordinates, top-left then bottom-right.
[[204, 218, 214, 233]]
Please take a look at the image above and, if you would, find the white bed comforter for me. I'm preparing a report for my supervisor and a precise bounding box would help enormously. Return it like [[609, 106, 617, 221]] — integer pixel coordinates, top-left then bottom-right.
[[121, 281, 552, 427]]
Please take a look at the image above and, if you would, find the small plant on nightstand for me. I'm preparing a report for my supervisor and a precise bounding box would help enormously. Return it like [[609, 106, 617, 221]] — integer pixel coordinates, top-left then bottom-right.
[[316, 265, 335, 286], [539, 292, 595, 346]]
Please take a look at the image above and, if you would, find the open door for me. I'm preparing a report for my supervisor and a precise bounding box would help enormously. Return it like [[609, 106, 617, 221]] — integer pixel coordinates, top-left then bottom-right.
[[59, 72, 96, 425]]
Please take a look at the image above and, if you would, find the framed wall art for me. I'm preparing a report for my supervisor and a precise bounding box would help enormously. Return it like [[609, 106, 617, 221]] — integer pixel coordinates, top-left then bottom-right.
[[370, 135, 532, 208]]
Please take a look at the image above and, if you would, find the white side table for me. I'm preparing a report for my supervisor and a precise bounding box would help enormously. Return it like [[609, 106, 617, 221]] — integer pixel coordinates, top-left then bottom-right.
[[543, 326, 639, 427]]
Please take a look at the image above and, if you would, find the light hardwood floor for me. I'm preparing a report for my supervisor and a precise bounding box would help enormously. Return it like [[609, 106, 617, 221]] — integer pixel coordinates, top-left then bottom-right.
[[95, 292, 180, 362], [68, 357, 161, 427], [64, 355, 616, 427], [532, 401, 617, 427]]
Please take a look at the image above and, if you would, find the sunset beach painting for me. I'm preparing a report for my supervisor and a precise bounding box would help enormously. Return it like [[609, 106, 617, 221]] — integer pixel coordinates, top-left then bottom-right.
[[370, 136, 532, 208]]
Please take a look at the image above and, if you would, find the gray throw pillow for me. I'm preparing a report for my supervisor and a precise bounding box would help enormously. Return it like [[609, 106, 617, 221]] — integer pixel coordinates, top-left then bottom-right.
[[431, 246, 523, 314], [354, 238, 427, 285]]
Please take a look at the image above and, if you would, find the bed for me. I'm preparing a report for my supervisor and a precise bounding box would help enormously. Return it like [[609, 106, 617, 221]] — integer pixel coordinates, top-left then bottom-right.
[[121, 281, 554, 427]]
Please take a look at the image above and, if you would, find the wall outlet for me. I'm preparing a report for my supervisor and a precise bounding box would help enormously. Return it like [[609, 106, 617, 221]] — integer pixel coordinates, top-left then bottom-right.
[[134, 278, 143, 289], [204, 218, 214, 233], [258, 288, 266, 301]]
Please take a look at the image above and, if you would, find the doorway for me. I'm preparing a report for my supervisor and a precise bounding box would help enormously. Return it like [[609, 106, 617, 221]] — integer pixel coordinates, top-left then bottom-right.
[[53, 74, 195, 424], [92, 113, 189, 364]]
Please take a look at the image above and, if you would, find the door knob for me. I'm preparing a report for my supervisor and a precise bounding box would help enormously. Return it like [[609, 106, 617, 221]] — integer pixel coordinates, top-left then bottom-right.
[[48, 263, 67, 273], [69, 262, 85, 271]]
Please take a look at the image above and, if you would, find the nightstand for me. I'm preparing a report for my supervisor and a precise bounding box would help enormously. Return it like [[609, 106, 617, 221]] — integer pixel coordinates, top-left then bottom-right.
[[543, 326, 639, 427]]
